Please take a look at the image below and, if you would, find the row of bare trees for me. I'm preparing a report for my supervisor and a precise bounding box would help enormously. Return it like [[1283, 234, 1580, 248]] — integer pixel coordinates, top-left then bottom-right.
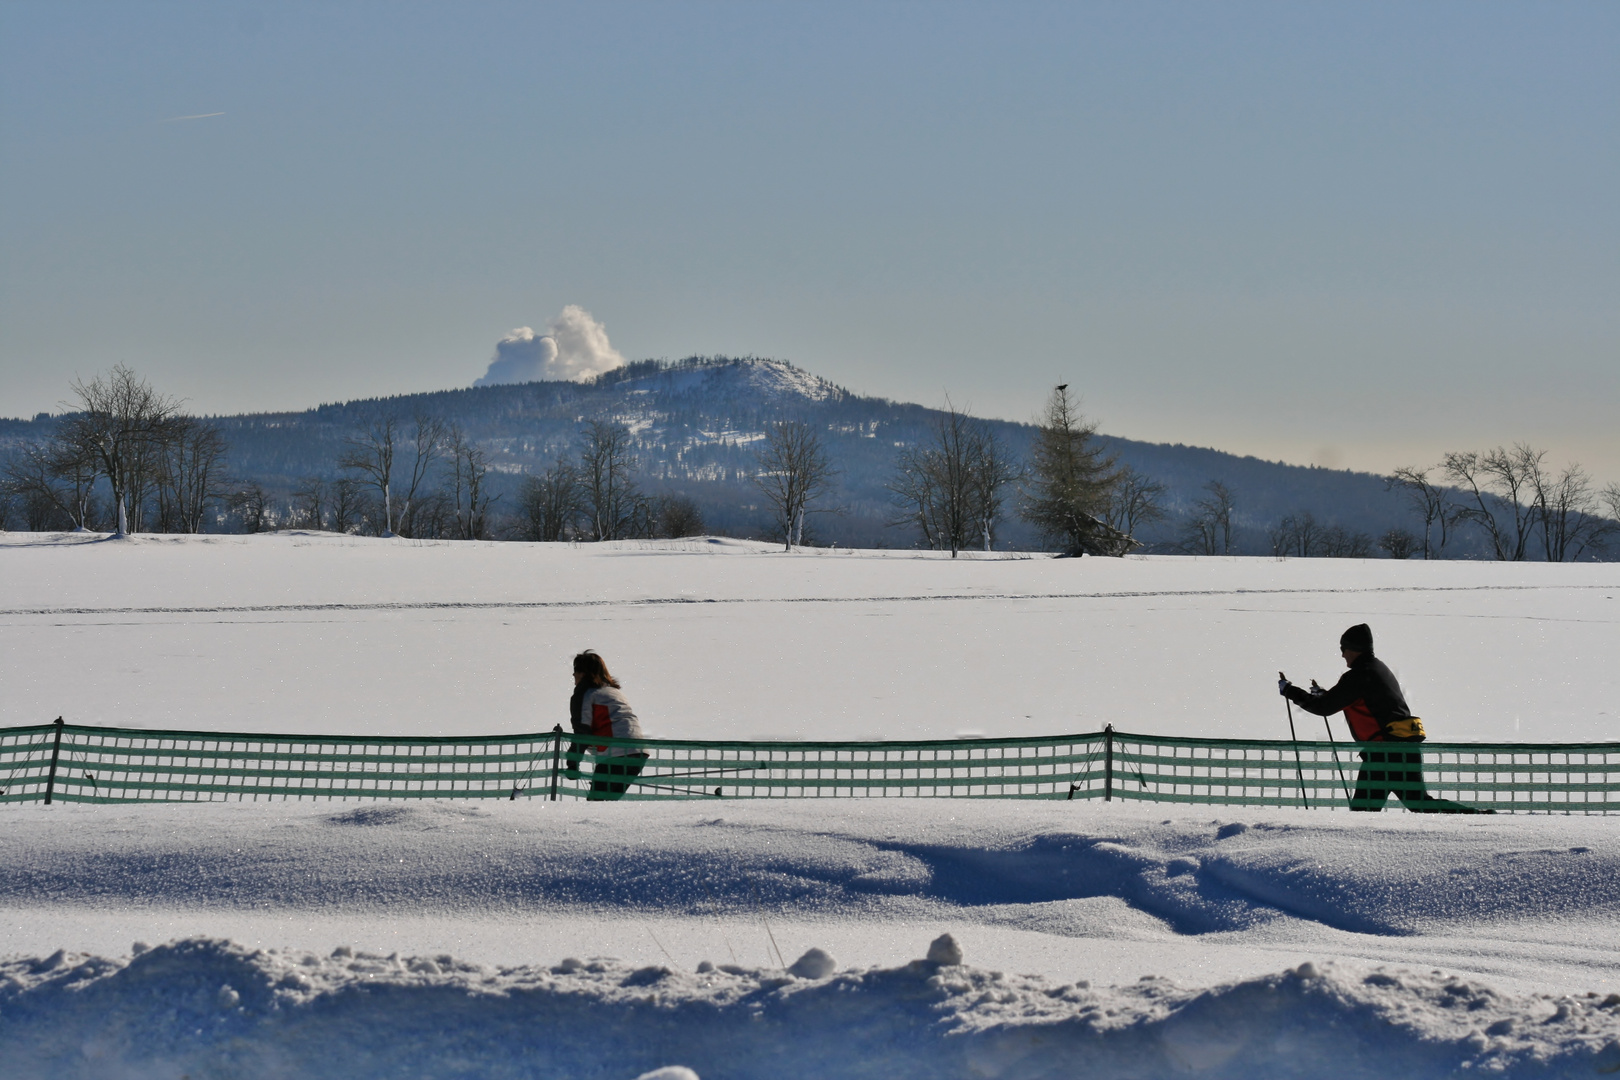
[[1389, 444, 1619, 561], [743, 386, 1168, 557], [695, 385, 1147, 557], [884, 386, 1163, 557], [514, 420, 705, 543], [328, 414, 496, 539], [1267, 512, 1375, 559], [253, 412, 502, 539], [1, 366, 234, 536]]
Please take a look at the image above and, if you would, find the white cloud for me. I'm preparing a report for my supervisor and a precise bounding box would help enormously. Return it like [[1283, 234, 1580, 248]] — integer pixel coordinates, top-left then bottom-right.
[[474, 327, 559, 386], [473, 306, 626, 386]]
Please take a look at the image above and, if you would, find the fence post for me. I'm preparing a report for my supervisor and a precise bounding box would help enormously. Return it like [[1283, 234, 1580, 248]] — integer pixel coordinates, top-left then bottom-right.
[[549, 725, 563, 802], [43, 717, 65, 805], [1103, 724, 1114, 802]]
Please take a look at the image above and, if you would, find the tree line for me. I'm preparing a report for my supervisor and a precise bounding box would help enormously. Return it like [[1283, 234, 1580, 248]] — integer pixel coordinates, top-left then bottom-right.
[[4, 367, 1617, 560], [1, 365, 231, 535], [1382, 448, 1620, 562], [746, 384, 1161, 557]]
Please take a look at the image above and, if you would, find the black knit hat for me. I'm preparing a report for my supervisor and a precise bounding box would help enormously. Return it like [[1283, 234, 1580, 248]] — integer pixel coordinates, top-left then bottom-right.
[[1340, 623, 1373, 654]]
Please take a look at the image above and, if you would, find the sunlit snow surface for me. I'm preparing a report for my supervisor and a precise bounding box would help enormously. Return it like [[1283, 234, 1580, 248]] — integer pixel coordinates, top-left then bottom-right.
[[1, 532, 1616, 743], [2, 533, 1619, 1078]]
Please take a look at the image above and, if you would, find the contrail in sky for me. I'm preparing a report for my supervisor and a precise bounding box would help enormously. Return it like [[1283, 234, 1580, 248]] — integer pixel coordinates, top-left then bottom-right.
[[161, 112, 224, 122]]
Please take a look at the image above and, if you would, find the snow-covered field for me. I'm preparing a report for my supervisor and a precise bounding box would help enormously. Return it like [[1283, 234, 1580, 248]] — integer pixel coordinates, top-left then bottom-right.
[[2, 532, 1616, 743], [3, 533, 1618, 1078]]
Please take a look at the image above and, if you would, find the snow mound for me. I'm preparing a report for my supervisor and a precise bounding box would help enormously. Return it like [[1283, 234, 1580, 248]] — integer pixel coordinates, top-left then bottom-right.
[[787, 947, 837, 979], [2, 938, 1615, 1079]]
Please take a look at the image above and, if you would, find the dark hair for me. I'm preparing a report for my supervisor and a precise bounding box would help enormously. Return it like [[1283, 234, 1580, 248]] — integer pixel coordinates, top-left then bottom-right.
[[573, 650, 620, 689]]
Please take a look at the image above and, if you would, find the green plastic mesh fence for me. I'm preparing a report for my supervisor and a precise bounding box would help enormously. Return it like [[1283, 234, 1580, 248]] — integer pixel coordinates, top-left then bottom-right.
[[1, 722, 1615, 812]]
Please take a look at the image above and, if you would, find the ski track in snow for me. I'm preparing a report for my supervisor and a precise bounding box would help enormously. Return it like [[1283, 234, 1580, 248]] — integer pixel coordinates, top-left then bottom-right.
[[0, 582, 1611, 619]]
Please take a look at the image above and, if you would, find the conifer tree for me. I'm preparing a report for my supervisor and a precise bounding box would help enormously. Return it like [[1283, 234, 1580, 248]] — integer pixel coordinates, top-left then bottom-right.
[[1020, 384, 1126, 555]]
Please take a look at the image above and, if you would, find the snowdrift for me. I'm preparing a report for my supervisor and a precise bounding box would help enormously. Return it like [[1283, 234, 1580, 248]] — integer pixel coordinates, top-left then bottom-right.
[[4, 937, 1618, 1079], [5, 802, 1620, 1078]]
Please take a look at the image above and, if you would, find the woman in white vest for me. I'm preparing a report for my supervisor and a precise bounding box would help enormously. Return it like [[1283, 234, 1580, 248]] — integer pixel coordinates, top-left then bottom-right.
[[569, 650, 648, 801]]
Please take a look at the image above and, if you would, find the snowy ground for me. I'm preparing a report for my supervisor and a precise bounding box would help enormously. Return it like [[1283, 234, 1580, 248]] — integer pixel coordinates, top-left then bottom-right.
[[4, 801, 1619, 1078], [2, 533, 1618, 1077]]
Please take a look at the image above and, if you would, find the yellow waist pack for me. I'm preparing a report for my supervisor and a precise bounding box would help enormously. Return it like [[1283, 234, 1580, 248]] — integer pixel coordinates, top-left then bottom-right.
[[1385, 717, 1427, 740]]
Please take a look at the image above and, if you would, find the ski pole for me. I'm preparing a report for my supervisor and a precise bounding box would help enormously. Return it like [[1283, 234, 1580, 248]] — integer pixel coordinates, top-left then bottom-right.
[[643, 763, 763, 781], [1279, 672, 1310, 809], [1319, 712, 1352, 804], [629, 779, 725, 797]]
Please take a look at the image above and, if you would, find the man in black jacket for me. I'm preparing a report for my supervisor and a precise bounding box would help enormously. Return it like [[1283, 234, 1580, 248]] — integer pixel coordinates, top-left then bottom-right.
[[1280, 624, 1488, 813]]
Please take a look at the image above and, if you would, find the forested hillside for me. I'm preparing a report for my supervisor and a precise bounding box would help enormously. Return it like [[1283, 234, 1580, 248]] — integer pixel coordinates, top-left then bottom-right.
[[3, 356, 1430, 551]]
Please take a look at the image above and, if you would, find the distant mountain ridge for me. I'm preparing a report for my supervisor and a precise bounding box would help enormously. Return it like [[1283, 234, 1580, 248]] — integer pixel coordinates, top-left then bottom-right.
[[2, 356, 1418, 550]]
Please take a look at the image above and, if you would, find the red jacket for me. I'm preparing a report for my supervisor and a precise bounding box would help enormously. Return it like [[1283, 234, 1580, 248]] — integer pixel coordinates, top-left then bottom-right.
[[574, 684, 644, 756]]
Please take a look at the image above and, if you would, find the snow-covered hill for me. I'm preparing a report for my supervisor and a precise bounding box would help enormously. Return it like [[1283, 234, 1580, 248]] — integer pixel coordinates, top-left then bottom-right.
[[609, 356, 846, 406]]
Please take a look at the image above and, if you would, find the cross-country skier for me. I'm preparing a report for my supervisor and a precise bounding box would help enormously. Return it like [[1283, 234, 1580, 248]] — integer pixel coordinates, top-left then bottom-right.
[[1279, 624, 1489, 813], [568, 650, 649, 801]]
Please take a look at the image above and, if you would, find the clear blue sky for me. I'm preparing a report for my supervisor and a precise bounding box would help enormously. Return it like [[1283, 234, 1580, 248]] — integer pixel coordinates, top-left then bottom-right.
[[2, 1, 1616, 479]]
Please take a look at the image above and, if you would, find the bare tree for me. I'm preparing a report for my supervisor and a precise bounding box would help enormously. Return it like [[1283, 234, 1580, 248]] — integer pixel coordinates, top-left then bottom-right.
[[329, 477, 364, 534], [1378, 528, 1421, 560], [153, 417, 230, 533], [340, 414, 399, 535], [1020, 385, 1123, 555], [1269, 512, 1317, 558], [1182, 481, 1237, 555], [1103, 466, 1167, 545], [517, 458, 582, 542], [229, 482, 272, 533], [966, 426, 1019, 552], [3, 439, 98, 530], [394, 414, 447, 539], [340, 412, 444, 537], [1597, 482, 1620, 559], [60, 365, 181, 536], [923, 402, 975, 557], [755, 420, 838, 550], [1318, 523, 1373, 558], [1443, 445, 1543, 561], [579, 421, 640, 541], [1532, 461, 1610, 562], [627, 494, 660, 540], [889, 401, 1016, 556], [290, 477, 327, 530], [888, 448, 942, 551], [656, 494, 706, 538], [443, 423, 498, 540], [1386, 466, 1458, 560], [409, 490, 456, 539]]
